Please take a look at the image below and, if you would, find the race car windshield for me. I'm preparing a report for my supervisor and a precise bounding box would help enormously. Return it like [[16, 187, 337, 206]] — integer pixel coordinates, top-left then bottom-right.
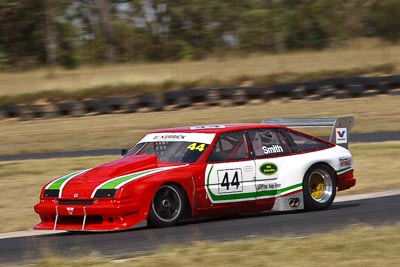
[[126, 141, 209, 163]]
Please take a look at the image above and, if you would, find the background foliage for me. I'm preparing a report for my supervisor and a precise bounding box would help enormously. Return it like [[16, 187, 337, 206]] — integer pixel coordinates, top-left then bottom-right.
[[0, 0, 399, 69]]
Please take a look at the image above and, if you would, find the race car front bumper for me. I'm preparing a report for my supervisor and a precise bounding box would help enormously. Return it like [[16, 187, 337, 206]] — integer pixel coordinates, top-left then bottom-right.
[[34, 198, 144, 231]]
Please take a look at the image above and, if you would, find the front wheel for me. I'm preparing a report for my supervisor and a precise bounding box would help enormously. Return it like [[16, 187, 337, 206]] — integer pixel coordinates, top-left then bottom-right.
[[303, 164, 336, 211], [148, 184, 186, 227]]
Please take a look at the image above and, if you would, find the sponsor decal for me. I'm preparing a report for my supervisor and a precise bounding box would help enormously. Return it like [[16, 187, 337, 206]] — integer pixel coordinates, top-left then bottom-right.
[[259, 163, 278, 175], [139, 132, 216, 144], [187, 142, 206, 152], [339, 157, 352, 167], [66, 207, 74, 215], [336, 128, 347, 144], [256, 182, 281, 191], [153, 134, 186, 140], [190, 125, 225, 130], [244, 165, 254, 172], [262, 145, 284, 154], [288, 197, 300, 207]]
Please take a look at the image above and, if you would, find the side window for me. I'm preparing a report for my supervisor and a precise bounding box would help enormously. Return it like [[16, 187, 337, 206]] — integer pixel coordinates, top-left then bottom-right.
[[207, 131, 248, 162], [249, 129, 291, 158], [286, 130, 330, 152]]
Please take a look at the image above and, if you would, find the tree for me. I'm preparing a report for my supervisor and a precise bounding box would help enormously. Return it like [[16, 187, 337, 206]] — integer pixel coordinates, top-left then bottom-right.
[[43, 0, 57, 75], [371, 0, 400, 42], [96, 0, 116, 62]]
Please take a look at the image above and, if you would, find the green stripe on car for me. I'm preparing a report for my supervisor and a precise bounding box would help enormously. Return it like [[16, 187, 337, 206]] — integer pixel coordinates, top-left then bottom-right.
[[336, 167, 352, 174], [46, 170, 86, 190], [98, 169, 160, 190]]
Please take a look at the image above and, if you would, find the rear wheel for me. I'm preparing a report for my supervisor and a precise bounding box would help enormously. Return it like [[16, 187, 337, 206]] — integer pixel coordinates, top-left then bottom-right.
[[303, 164, 336, 211], [148, 184, 186, 227]]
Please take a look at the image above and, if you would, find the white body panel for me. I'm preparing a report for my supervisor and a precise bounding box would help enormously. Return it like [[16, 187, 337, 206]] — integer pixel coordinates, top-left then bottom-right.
[[205, 145, 353, 210]]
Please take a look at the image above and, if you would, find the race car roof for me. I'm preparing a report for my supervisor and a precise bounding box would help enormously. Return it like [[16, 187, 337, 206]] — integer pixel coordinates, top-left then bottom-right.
[[150, 123, 284, 134]]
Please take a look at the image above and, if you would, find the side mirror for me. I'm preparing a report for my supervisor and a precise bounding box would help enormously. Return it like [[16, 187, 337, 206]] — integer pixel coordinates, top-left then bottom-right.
[[121, 149, 127, 157]]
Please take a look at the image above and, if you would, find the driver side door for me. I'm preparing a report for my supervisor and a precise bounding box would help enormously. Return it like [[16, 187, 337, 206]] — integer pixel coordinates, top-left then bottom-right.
[[204, 130, 257, 204]]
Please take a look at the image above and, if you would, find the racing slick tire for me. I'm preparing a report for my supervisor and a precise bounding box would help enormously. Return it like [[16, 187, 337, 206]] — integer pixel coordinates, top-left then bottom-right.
[[148, 184, 186, 227], [303, 164, 337, 211]]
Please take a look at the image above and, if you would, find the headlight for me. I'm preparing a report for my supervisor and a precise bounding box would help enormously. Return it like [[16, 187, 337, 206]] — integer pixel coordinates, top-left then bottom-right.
[[93, 189, 117, 198], [43, 189, 59, 197]]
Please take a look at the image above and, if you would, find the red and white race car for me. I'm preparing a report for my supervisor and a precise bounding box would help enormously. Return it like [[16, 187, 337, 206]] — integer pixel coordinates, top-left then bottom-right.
[[34, 117, 356, 231]]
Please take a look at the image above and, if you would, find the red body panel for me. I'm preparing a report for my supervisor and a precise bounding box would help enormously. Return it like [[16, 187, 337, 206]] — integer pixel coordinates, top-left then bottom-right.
[[337, 169, 357, 191]]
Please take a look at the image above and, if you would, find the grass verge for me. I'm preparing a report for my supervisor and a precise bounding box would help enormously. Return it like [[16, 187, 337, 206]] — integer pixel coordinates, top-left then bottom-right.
[[1, 42, 399, 103], [0, 63, 395, 105], [12, 224, 400, 266], [0, 94, 399, 155], [0, 142, 398, 233]]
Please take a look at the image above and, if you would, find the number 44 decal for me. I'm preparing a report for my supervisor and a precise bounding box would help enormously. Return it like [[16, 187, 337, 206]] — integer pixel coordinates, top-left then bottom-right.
[[187, 143, 206, 152], [217, 169, 243, 194]]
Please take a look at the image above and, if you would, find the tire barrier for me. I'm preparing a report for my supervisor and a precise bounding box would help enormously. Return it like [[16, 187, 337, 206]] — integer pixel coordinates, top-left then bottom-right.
[[206, 89, 221, 106], [187, 88, 209, 103], [137, 94, 155, 107], [2, 105, 22, 118], [19, 104, 60, 120], [137, 94, 165, 112], [316, 85, 336, 98], [345, 84, 365, 97], [102, 96, 127, 113], [56, 101, 84, 116], [164, 88, 210, 108], [176, 96, 192, 108], [163, 90, 186, 106], [262, 91, 275, 102], [289, 86, 307, 99], [0, 74, 398, 120], [232, 89, 248, 105], [243, 86, 266, 100], [271, 83, 299, 97], [83, 99, 102, 114], [218, 87, 240, 100]]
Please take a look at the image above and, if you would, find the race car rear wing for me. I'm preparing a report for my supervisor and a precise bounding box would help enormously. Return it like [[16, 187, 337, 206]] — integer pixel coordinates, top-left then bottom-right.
[[261, 116, 355, 149]]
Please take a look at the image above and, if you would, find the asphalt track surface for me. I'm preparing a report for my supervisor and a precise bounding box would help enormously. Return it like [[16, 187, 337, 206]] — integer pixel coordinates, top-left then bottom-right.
[[1, 194, 399, 264], [0, 131, 399, 161]]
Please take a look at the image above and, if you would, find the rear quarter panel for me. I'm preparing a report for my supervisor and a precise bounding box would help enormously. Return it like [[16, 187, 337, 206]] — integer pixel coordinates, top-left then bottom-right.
[[277, 145, 352, 186]]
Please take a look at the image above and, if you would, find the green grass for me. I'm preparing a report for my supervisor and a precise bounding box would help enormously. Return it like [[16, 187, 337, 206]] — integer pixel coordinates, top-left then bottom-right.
[[14, 224, 400, 266]]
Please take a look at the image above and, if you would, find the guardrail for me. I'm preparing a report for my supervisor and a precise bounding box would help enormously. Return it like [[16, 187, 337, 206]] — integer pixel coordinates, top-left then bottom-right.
[[1, 74, 399, 120]]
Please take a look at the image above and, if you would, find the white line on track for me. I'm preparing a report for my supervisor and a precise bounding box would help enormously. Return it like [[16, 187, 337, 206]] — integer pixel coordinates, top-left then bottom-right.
[[334, 189, 400, 203], [0, 229, 66, 240], [1, 189, 399, 240]]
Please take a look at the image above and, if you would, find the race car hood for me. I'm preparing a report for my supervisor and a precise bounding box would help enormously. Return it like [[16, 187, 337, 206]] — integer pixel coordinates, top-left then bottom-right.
[[43, 155, 184, 199]]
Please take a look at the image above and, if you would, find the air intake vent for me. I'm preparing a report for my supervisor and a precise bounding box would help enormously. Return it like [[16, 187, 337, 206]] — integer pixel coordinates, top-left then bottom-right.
[[58, 200, 94, 205]]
